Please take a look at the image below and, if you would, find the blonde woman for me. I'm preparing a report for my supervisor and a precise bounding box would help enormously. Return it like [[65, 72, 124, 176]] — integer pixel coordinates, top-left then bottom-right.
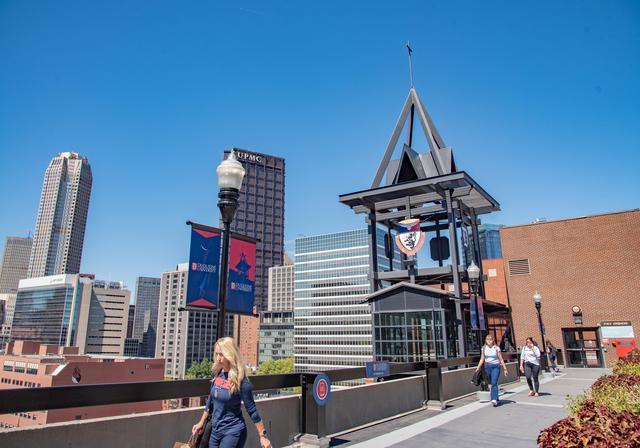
[[475, 334, 508, 406], [192, 337, 271, 448]]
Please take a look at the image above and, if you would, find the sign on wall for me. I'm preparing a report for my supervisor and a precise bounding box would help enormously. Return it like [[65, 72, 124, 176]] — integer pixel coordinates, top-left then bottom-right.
[[395, 218, 425, 256]]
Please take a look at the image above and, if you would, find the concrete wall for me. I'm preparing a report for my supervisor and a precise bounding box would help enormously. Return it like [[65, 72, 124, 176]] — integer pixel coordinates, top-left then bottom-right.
[[0, 395, 300, 448], [325, 376, 426, 435]]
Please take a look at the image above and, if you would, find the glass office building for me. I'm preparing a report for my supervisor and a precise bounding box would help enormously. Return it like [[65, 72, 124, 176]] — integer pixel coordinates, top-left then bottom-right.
[[463, 224, 504, 264], [294, 228, 397, 373], [10, 275, 85, 346]]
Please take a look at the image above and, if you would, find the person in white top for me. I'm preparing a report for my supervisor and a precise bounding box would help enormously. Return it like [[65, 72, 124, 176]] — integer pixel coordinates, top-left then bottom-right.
[[520, 337, 542, 396], [475, 334, 508, 407]]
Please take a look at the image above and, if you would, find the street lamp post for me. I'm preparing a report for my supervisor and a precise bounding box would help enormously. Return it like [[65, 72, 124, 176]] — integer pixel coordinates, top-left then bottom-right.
[[533, 291, 551, 373], [215, 150, 245, 341], [467, 261, 482, 348]]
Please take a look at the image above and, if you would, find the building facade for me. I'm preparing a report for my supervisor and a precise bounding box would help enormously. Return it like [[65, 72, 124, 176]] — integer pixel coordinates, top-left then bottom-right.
[[463, 224, 504, 265], [0, 341, 163, 429], [78, 280, 130, 356], [258, 311, 293, 364], [28, 152, 92, 278], [127, 305, 135, 338], [225, 149, 285, 367], [132, 276, 161, 358], [10, 275, 88, 347], [294, 229, 396, 373], [0, 294, 17, 345], [0, 236, 33, 294], [156, 264, 233, 379], [501, 210, 640, 368], [10, 275, 130, 356], [268, 264, 294, 312]]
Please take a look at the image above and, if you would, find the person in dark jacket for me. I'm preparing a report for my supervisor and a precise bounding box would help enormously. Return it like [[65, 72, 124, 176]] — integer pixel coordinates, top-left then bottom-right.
[[192, 337, 271, 448]]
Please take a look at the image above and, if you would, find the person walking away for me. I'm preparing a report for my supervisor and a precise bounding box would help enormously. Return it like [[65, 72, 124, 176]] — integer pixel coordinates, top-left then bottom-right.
[[520, 337, 542, 396], [192, 337, 272, 448], [475, 334, 509, 407], [547, 341, 559, 373]]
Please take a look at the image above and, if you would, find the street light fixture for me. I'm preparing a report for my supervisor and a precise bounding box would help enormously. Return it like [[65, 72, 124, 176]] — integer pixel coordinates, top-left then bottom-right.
[[533, 291, 551, 372], [467, 261, 482, 347], [215, 150, 245, 340]]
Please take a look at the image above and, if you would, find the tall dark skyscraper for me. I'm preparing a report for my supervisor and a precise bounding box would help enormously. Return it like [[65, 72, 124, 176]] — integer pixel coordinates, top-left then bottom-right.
[[224, 148, 285, 366], [132, 276, 161, 357]]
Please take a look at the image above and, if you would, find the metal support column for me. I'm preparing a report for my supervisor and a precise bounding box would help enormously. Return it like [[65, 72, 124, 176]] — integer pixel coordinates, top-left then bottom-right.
[[367, 210, 380, 292], [446, 190, 466, 357]]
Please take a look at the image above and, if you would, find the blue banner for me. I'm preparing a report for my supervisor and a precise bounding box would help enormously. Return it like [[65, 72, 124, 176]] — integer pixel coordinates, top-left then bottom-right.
[[226, 236, 256, 316], [470, 294, 479, 330], [366, 361, 390, 378], [186, 227, 221, 309]]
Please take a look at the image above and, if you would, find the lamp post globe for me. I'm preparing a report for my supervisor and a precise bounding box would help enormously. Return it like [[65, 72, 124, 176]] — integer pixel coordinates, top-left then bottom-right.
[[215, 150, 246, 341], [467, 261, 480, 288], [217, 150, 246, 190]]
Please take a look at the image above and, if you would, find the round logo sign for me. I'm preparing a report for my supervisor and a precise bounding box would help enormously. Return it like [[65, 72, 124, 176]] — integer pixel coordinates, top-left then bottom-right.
[[312, 373, 331, 406]]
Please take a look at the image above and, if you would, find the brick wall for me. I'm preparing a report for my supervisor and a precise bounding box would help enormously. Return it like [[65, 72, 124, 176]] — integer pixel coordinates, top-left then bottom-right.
[[501, 210, 640, 367]]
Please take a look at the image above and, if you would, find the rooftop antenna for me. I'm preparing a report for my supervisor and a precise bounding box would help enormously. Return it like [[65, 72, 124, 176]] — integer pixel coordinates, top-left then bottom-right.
[[406, 41, 414, 89], [406, 42, 416, 147]]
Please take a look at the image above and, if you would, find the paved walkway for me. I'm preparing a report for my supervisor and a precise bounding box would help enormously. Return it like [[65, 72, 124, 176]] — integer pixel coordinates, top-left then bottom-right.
[[331, 368, 604, 448]]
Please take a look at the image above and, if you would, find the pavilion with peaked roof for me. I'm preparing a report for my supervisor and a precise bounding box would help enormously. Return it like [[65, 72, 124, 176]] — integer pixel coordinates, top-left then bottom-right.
[[339, 86, 510, 358]]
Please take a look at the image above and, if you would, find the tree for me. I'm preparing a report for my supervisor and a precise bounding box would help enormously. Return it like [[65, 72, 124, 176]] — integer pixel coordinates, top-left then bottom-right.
[[186, 358, 213, 379], [256, 358, 294, 375]]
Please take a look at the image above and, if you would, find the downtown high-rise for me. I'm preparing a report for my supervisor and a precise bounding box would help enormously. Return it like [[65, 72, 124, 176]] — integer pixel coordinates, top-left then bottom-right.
[[224, 148, 285, 367], [0, 236, 33, 294], [28, 152, 92, 278], [132, 276, 161, 357], [294, 229, 397, 373]]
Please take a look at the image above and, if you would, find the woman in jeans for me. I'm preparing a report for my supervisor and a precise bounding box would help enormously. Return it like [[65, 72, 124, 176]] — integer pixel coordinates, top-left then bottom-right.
[[475, 334, 509, 406], [520, 337, 541, 396]]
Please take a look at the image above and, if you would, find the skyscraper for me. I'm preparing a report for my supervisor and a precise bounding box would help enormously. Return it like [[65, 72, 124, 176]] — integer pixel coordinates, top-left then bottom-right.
[[0, 236, 33, 294], [267, 264, 294, 312], [462, 223, 504, 264], [28, 152, 92, 278], [224, 149, 285, 367], [132, 276, 161, 358], [294, 229, 397, 374]]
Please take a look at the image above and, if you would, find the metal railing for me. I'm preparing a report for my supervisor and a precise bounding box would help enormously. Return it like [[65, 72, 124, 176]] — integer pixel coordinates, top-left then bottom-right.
[[0, 353, 519, 440]]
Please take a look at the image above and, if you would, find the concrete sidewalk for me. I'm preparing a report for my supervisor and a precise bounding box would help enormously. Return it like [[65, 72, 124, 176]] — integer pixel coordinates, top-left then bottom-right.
[[332, 368, 604, 448]]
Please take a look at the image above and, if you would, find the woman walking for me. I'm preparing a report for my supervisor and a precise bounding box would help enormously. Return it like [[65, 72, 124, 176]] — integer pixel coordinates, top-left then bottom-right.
[[520, 337, 542, 396], [547, 341, 559, 373], [475, 334, 508, 407], [192, 337, 272, 448]]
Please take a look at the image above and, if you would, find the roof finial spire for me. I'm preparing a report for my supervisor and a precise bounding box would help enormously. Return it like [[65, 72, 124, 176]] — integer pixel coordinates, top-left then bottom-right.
[[406, 42, 414, 89]]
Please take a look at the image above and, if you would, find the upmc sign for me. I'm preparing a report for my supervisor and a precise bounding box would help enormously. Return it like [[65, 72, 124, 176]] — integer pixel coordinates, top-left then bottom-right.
[[235, 150, 263, 164]]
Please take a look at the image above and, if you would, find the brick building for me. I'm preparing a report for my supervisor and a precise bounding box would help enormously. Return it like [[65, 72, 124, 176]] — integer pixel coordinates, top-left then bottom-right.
[[0, 341, 164, 429], [501, 209, 640, 368]]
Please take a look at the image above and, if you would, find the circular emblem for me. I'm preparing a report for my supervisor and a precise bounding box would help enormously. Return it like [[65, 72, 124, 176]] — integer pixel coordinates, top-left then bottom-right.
[[312, 373, 331, 406], [572, 305, 582, 314]]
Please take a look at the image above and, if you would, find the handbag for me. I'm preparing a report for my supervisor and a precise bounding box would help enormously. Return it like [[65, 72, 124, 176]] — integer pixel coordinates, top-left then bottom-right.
[[173, 433, 198, 448]]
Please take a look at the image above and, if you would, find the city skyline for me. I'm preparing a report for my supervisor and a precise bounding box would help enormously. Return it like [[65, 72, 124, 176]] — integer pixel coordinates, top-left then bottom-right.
[[1, 1, 638, 295]]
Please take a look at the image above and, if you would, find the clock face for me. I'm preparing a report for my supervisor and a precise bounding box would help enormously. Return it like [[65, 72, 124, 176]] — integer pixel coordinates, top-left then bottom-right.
[[572, 305, 581, 314]]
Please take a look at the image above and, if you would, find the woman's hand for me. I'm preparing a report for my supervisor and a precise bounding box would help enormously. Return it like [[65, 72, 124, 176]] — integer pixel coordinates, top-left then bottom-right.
[[520, 365, 524, 374], [259, 435, 272, 448], [503, 368, 509, 377], [192, 421, 204, 436]]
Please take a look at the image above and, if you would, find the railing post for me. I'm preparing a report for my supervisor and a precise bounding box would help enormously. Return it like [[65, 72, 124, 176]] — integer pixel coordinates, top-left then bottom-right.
[[297, 373, 329, 447], [425, 360, 445, 410]]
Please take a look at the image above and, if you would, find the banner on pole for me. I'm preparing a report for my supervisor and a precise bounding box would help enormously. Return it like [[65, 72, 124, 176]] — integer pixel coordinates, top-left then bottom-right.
[[186, 222, 257, 315]]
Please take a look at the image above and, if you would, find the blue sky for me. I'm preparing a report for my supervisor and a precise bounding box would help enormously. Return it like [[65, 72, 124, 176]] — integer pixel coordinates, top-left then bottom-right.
[[1, 1, 638, 297]]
